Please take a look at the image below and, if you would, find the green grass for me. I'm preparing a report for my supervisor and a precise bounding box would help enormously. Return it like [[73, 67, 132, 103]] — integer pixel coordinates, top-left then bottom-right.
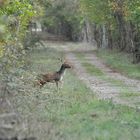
[[80, 62, 140, 96], [13, 44, 140, 140], [120, 91, 140, 97], [75, 52, 104, 76], [75, 52, 85, 59], [75, 52, 140, 103], [82, 62, 105, 76], [102, 77, 140, 100], [96, 49, 140, 79]]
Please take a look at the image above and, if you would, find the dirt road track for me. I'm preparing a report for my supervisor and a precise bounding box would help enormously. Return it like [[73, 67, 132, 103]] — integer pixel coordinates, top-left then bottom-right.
[[64, 44, 140, 109]]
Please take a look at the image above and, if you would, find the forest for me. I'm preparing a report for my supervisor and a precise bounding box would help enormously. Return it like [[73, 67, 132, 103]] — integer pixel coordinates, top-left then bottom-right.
[[41, 0, 140, 63], [0, 0, 140, 139]]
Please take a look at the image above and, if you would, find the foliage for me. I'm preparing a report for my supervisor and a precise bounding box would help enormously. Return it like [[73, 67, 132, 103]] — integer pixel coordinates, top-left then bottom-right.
[[79, 0, 140, 63], [42, 0, 83, 40], [127, 0, 140, 24], [80, 0, 111, 24], [0, 0, 43, 95], [80, 0, 140, 25]]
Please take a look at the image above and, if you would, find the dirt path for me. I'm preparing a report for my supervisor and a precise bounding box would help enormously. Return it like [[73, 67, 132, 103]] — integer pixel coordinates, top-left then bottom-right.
[[64, 43, 140, 109]]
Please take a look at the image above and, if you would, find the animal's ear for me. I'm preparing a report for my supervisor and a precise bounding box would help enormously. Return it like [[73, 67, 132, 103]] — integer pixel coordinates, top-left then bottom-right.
[[58, 57, 72, 65], [58, 57, 68, 64], [58, 57, 63, 63]]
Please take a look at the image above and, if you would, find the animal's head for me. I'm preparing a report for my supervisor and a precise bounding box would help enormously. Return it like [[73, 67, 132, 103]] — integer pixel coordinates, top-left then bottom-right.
[[62, 62, 72, 69], [58, 57, 73, 69]]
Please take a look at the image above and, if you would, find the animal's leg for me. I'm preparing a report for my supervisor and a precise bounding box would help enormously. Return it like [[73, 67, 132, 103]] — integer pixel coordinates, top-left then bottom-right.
[[55, 81, 59, 91], [39, 80, 46, 88], [59, 80, 63, 89], [40, 83, 44, 88]]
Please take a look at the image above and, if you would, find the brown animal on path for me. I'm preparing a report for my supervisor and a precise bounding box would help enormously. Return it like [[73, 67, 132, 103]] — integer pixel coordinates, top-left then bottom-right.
[[36, 62, 72, 89]]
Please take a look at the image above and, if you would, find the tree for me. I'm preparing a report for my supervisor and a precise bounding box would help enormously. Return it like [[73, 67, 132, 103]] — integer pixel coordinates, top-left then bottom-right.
[[79, 0, 140, 63], [42, 0, 82, 41], [0, 0, 43, 95]]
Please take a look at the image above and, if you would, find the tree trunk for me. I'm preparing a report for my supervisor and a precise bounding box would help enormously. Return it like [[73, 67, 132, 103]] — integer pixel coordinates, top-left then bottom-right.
[[101, 25, 108, 48], [107, 24, 113, 49]]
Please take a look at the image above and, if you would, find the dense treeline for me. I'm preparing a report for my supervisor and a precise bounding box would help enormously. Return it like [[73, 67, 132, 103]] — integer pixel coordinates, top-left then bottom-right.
[[80, 0, 140, 63], [41, 0, 140, 63], [41, 0, 82, 41]]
